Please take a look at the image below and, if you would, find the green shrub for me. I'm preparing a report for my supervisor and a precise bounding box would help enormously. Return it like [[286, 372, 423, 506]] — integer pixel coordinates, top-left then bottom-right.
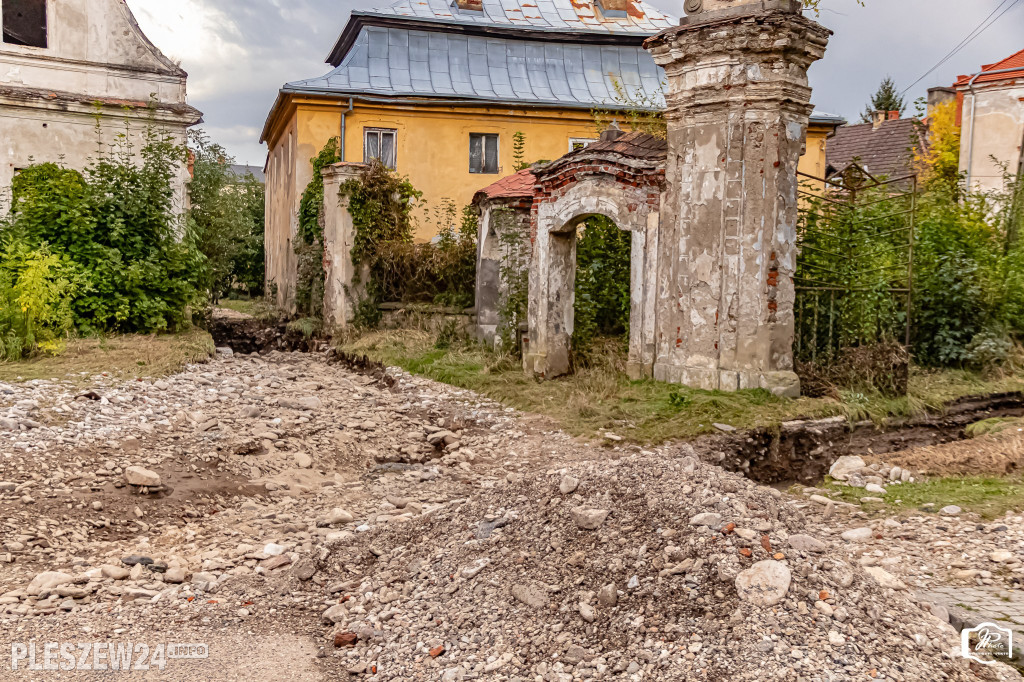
[[572, 216, 631, 365], [2, 127, 204, 338], [187, 131, 266, 300], [0, 243, 79, 360]]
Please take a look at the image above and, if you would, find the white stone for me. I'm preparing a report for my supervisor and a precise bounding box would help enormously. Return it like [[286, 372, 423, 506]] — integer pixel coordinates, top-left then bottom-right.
[[840, 527, 873, 542], [828, 456, 866, 480], [124, 466, 161, 487], [864, 566, 906, 590], [735, 561, 791, 607]]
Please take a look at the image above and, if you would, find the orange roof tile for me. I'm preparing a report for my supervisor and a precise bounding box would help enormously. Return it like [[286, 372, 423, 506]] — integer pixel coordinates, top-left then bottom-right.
[[955, 48, 1024, 87]]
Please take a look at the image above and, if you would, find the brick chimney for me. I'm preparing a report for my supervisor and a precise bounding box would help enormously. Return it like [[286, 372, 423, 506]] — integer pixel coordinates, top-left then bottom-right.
[[454, 0, 483, 11], [872, 110, 886, 129], [887, 110, 900, 121]]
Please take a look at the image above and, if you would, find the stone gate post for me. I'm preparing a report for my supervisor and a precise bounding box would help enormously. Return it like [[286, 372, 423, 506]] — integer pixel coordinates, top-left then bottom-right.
[[321, 162, 369, 327], [645, 0, 829, 397]]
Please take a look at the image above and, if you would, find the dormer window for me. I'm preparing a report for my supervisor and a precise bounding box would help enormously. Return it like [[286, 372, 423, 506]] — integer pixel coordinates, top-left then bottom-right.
[[3, 0, 48, 48]]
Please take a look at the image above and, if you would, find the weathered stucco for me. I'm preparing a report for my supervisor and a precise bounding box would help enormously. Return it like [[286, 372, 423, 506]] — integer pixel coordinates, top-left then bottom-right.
[[959, 82, 1024, 194], [320, 162, 368, 327], [0, 0, 200, 212], [644, 4, 829, 397]]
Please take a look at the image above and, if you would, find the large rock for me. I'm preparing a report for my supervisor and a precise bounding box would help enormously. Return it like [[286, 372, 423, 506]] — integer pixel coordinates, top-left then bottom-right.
[[840, 527, 874, 542], [572, 507, 609, 530], [280, 396, 322, 411], [511, 584, 547, 608], [322, 604, 347, 624], [689, 512, 723, 528], [828, 456, 865, 480], [787, 534, 826, 553], [735, 561, 791, 607], [124, 466, 161, 487], [27, 571, 74, 596], [864, 566, 906, 590]]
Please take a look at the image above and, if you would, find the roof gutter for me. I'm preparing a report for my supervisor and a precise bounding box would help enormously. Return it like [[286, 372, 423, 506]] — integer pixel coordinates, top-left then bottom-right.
[[280, 88, 664, 113], [964, 66, 1023, 189], [340, 97, 353, 161]]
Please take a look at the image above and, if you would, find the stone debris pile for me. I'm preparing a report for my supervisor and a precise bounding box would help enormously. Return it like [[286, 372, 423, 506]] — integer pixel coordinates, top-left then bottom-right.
[[318, 452, 1012, 681]]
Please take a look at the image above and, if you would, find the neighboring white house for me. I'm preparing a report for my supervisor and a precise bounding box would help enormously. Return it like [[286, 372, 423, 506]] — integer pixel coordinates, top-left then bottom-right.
[[0, 0, 202, 211], [954, 48, 1024, 194]]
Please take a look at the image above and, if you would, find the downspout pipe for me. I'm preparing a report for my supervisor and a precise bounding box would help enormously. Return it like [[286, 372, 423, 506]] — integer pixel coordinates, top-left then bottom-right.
[[964, 66, 1022, 189], [340, 97, 354, 161]]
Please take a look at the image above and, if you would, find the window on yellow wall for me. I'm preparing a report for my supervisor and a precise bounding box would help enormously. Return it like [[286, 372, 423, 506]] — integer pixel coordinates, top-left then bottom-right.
[[469, 133, 499, 174], [569, 138, 598, 152], [364, 128, 397, 169]]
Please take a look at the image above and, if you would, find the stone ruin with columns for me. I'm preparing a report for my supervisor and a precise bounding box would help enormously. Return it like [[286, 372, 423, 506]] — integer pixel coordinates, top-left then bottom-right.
[[319, 0, 830, 398]]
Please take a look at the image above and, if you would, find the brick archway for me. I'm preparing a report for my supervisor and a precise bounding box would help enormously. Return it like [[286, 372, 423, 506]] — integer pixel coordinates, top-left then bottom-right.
[[524, 132, 666, 379]]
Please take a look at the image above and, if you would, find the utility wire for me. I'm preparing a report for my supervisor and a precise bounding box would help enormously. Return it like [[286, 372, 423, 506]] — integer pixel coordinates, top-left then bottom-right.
[[900, 0, 1022, 96]]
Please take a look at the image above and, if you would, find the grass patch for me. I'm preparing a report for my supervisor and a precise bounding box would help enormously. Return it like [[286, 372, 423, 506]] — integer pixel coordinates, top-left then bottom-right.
[[217, 297, 280, 320], [338, 329, 1024, 444], [0, 328, 215, 385], [821, 475, 1024, 519]]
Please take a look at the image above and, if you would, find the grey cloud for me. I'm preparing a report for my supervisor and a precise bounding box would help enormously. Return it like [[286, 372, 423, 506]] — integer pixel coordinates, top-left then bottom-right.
[[174, 0, 1022, 164]]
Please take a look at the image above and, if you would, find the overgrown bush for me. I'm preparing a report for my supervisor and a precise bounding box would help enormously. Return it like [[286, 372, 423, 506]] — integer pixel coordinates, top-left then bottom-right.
[[0, 243, 78, 360], [1, 126, 204, 341], [572, 216, 631, 366], [188, 130, 265, 300], [338, 162, 477, 324], [796, 100, 1024, 374]]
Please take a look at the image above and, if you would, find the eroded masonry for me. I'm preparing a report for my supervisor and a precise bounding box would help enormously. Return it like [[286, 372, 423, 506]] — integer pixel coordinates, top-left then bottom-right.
[[323, 0, 831, 397]]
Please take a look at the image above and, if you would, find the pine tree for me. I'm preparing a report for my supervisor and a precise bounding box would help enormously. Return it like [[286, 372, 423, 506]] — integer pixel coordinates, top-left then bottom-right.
[[860, 77, 906, 123]]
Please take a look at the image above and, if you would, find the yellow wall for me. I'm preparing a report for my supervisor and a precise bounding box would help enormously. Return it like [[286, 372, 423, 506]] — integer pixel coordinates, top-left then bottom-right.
[[264, 96, 837, 303]]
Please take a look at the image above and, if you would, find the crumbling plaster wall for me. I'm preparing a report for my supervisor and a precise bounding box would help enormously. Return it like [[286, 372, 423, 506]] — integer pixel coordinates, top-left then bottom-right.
[[645, 5, 828, 396], [0, 0, 199, 211], [474, 195, 533, 344], [525, 163, 663, 380], [959, 83, 1024, 194], [320, 162, 368, 327]]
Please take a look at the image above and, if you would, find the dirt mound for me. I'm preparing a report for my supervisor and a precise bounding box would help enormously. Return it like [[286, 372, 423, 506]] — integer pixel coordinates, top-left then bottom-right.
[[321, 451, 1011, 681], [866, 429, 1024, 477]]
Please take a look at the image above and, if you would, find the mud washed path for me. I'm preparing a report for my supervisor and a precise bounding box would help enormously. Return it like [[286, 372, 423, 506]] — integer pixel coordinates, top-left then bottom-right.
[[0, 345, 1021, 681]]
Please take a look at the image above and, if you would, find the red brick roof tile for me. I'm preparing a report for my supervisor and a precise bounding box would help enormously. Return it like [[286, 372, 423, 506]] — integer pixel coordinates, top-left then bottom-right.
[[955, 48, 1024, 86]]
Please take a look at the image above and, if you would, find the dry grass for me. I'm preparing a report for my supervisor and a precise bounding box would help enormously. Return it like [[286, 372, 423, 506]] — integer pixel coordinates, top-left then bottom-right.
[[339, 328, 1024, 445], [0, 328, 215, 385], [864, 429, 1024, 478]]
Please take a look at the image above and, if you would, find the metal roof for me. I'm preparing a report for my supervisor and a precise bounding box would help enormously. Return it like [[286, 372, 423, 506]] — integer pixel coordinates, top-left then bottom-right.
[[352, 0, 676, 36], [286, 25, 665, 109]]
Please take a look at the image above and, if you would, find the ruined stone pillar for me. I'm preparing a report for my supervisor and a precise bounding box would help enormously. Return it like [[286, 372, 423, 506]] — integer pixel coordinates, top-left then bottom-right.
[[645, 0, 829, 397], [321, 162, 369, 327]]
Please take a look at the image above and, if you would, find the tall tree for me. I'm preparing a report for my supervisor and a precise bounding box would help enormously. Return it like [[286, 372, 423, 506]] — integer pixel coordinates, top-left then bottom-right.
[[860, 76, 906, 123]]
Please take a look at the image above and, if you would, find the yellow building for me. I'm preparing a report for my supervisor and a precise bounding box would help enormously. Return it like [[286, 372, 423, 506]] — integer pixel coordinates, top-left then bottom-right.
[[260, 0, 843, 308]]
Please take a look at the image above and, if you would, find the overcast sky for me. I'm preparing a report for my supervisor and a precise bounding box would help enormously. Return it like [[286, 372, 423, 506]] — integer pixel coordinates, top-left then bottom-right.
[[127, 0, 1023, 166]]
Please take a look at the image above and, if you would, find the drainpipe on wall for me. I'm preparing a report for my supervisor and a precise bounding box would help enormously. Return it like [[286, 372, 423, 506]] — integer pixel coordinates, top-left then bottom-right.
[[964, 66, 1022, 189], [340, 97, 354, 162]]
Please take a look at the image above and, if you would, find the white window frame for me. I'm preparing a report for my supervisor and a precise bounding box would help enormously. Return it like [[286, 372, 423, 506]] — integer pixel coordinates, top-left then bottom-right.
[[569, 138, 599, 153], [364, 128, 397, 169], [469, 133, 500, 175]]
